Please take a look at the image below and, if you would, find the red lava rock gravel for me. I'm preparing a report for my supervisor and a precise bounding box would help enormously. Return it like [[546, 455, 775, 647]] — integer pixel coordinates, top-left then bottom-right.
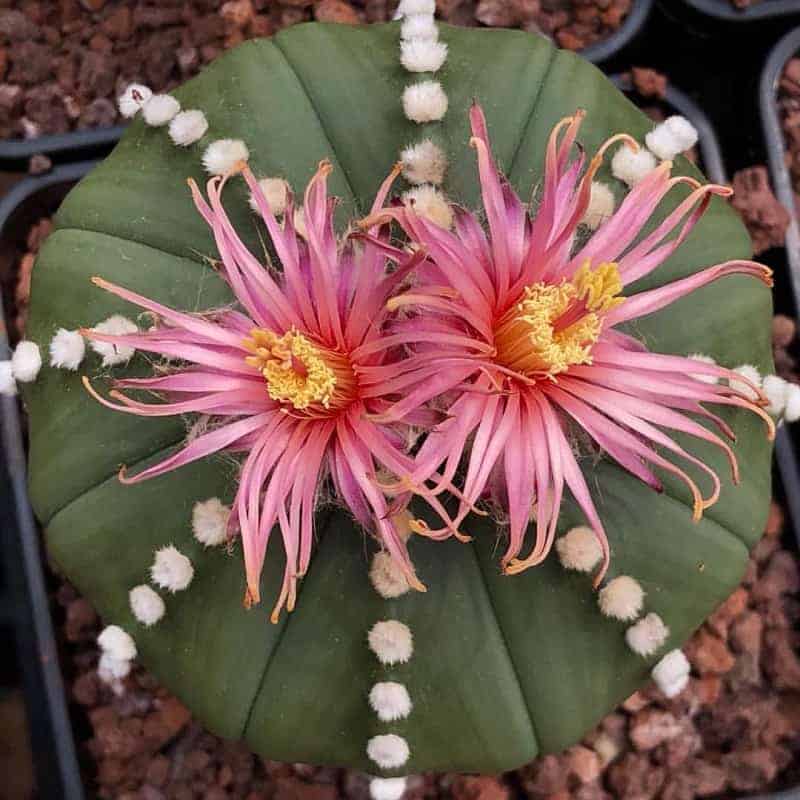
[[0, 0, 634, 140]]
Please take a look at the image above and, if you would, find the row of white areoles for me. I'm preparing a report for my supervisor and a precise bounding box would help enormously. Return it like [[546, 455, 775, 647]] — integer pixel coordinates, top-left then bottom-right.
[[363, 4, 450, 797], [366, 509, 415, 800]]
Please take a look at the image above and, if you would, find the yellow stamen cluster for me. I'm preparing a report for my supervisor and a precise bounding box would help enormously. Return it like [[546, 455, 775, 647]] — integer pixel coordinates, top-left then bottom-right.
[[244, 328, 353, 412], [494, 261, 625, 379]]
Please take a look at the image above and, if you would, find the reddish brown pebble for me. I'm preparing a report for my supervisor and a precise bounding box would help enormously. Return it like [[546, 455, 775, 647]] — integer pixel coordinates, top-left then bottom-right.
[[731, 610, 764, 657], [314, 0, 361, 23], [685, 629, 736, 675], [763, 628, 800, 689], [772, 315, 796, 349], [730, 166, 791, 255], [707, 587, 749, 638], [451, 775, 510, 800], [565, 745, 602, 784], [723, 748, 779, 792], [629, 709, 684, 752], [621, 690, 650, 714], [630, 67, 667, 98], [608, 752, 666, 799]]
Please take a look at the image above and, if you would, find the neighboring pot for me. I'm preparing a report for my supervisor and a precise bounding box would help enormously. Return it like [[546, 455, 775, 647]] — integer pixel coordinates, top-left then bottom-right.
[[683, 0, 800, 22], [0, 162, 95, 800], [760, 25, 800, 533]]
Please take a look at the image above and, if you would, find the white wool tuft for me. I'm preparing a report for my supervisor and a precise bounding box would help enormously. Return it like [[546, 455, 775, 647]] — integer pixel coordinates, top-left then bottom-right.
[[555, 526, 603, 573], [402, 80, 448, 123], [645, 116, 698, 161], [249, 177, 289, 216], [0, 362, 16, 397], [168, 109, 208, 146], [370, 777, 408, 800], [370, 551, 410, 598], [611, 143, 657, 187], [202, 138, 250, 175], [367, 734, 411, 770], [762, 374, 789, 417], [97, 624, 137, 661], [150, 545, 194, 593], [192, 497, 230, 547], [98, 652, 132, 683], [369, 681, 413, 722], [90, 315, 138, 366], [401, 139, 447, 185], [688, 352, 718, 384], [581, 181, 615, 230], [785, 383, 800, 423], [368, 620, 414, 665], [129, 585, 166, 627], [598, 575, 645, 621], [142, 94, 181, 127], [49, 328, 86, 370], [402, 185, 453, 229], [118, 83, 152, 118], [293, 206, 308, 239], [625, 612, 670, 657], [396, 0, 436, 15], [651, 648, 691, 698], [400, 39, 448, 73], [730, 364, 761, 401], [401, 14, 438, 41], [11, 340, 42, 383]]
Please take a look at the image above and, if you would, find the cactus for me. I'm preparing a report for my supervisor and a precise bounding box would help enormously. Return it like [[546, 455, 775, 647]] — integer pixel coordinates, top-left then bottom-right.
[[22, 23, 772, 773]]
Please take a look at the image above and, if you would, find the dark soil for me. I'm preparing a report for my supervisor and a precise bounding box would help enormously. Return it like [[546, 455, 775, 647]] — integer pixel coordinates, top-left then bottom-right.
[[0, 0, 633, 140]]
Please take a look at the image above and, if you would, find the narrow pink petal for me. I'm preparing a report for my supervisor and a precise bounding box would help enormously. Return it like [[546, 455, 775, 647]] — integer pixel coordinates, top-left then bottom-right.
[[119, 412, 274, 485], [607, 260, 773, 326]]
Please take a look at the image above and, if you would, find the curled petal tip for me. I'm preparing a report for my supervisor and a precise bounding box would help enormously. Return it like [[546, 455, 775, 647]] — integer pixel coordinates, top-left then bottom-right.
[[408, 518, 430, 535], [409, 575, 427, 593], [244, 585, 260, 610]]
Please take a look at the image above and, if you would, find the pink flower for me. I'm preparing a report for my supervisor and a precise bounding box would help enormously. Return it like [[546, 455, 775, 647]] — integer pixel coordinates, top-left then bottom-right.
[[367, 104, 775, 586], [82, 160, 457, 621]]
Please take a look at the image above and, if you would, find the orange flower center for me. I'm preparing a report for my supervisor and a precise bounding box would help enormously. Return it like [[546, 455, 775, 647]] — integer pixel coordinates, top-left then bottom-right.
[[494, 261, 625, 379], [243, 328, 357, 413]]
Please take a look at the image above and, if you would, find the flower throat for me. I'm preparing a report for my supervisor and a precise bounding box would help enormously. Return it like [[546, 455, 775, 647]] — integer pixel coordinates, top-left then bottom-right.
[[494, 261, 625, 379], [244, 328, 356, 412]]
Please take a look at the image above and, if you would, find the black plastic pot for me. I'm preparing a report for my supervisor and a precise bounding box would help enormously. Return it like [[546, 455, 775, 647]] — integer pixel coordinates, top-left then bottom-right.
[[0, 162, 95, 800], [760, 26, 800, 538], [682, 0, 800, 21], [0, 127, 125, 167], [581, 0, 655, 63]]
